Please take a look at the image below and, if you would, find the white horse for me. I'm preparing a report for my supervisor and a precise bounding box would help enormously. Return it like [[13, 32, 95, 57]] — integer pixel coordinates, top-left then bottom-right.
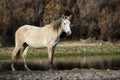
[[11, 15, 72, 71]]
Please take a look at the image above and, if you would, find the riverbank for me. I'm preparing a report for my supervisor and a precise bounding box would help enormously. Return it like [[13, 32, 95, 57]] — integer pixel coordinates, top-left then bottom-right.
[[0, 69, 120, 80]]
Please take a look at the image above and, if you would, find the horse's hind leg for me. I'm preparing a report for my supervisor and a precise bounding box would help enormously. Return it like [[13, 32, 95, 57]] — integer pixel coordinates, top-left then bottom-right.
[[11, 46, 21, 71], [22, 46, 30, 71]]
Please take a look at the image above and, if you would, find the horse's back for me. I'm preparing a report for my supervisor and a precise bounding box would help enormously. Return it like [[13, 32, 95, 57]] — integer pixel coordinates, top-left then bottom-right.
[[17, 25, 38, 31], [16, 25, 42, 35]]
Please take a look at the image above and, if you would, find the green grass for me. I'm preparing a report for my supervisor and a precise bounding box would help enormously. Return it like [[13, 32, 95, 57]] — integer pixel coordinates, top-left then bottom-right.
[[0, 50, 119, 60], [56, 51, 120, 57], [18, 50, 120, 59], [0, 54, 11, 60]]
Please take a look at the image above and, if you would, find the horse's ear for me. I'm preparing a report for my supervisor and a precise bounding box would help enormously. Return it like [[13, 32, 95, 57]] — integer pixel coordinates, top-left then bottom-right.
[[67, 15, 72, 20], [62, 15, 65, 19]]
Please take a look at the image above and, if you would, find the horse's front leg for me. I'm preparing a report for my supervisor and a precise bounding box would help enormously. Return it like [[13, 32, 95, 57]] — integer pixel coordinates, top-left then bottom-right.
[[47, 44, 57, 71], [47, 46, 53, 70]]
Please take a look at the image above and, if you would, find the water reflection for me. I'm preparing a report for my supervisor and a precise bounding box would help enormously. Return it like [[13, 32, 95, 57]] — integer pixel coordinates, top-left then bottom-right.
[[0, 55, 120, 70]]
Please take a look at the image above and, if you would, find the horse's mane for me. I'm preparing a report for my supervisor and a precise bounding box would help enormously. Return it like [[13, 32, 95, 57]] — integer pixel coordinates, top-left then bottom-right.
[[51, 18, 62, 31]]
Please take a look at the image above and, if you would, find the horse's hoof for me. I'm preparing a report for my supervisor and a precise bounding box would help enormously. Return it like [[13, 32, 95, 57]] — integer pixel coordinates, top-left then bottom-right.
[[12, 68, 16, 71], [26, 68, 31, 71]]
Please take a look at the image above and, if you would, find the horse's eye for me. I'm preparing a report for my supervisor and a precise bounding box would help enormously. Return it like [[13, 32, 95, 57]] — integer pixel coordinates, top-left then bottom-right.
[[64, 23, 66, 25]]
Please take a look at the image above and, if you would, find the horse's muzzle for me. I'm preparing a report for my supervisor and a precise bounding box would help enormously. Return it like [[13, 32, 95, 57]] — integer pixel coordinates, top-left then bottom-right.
[[67, 31, 72, 36]]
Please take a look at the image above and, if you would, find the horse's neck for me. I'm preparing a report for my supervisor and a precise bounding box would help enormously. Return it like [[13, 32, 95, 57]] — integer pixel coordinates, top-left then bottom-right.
[[52, 18, 62, 31], [43, 18, 63, 42], [52, 21, 63, 37], [46, 24, 62, 42]]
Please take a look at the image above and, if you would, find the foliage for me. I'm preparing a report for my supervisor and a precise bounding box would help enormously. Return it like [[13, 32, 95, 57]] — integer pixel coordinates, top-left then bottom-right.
[[0, 0, 44, 46]]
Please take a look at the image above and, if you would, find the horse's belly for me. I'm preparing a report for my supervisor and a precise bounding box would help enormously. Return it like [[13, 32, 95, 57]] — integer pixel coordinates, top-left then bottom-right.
[[25, 40, 47, 48]]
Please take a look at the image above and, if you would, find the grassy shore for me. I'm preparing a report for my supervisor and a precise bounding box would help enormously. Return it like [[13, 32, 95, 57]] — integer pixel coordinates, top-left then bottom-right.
[[0, 42, 120, 70]]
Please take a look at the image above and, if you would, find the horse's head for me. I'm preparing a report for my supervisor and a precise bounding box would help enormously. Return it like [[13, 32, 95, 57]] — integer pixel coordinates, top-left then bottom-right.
[[61, 15, 72, 36]]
